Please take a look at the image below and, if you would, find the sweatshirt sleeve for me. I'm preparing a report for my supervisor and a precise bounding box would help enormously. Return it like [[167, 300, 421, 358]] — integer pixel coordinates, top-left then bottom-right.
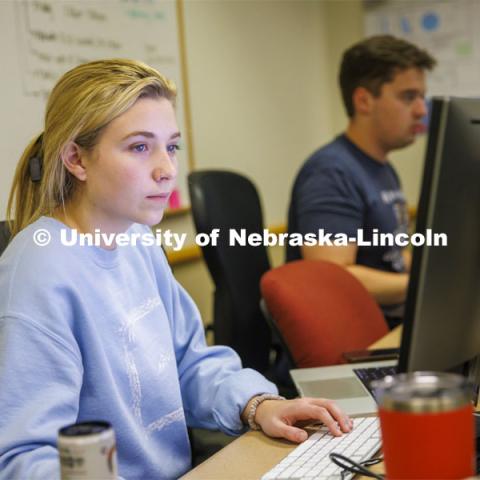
[[156, 258, 277, 435], [0, 315, 83, 479]]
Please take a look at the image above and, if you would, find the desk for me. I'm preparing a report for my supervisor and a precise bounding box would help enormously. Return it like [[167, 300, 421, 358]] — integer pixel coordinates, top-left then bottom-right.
[[181, 327, 402, 480], [368, 325, 401, 350]]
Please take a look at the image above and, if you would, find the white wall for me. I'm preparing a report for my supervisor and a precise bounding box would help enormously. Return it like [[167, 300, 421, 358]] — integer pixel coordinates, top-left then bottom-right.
[[181, 0, 334, 225]]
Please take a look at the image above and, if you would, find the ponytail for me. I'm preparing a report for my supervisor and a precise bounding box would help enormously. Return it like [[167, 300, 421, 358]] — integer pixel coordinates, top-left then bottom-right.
[[6, 133, 43, 237]]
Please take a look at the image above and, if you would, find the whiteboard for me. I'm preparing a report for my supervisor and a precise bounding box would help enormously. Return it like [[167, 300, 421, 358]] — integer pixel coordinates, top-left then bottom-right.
[[0, 0, 192, 216], [364, 0, 480, 97]]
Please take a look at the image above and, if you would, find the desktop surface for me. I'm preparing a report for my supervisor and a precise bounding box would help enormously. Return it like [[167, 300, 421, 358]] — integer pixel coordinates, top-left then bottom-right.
[[180, 428, 297, 480]]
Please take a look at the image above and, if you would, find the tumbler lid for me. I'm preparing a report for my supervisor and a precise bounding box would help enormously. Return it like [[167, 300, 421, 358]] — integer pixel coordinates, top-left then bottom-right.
[[372, 371, 473, 413]]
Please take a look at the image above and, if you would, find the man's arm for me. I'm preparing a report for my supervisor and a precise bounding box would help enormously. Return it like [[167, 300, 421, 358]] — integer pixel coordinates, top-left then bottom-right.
[[402, 248, 412, 273], [301, 244, 409, 305]]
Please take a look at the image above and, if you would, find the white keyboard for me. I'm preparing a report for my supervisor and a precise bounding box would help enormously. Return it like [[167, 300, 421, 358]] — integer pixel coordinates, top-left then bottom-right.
[[261, 416, 381, 480]]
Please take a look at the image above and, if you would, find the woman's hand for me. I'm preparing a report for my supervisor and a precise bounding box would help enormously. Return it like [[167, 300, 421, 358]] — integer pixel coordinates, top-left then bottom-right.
[[253, 397, 353, 443]]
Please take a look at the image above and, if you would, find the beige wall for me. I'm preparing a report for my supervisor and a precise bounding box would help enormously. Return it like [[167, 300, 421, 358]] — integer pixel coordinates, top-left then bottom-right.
[[182, 0, 333, 225], [166, 0, 429, 328], [324, 0, 364, 135]]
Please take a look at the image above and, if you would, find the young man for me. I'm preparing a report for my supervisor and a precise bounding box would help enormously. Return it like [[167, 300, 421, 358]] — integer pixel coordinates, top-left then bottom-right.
[[287, 35, 436, 328]]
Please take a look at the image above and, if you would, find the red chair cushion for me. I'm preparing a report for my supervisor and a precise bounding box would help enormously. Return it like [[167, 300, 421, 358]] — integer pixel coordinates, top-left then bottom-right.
[[261, 260, 389, 368]]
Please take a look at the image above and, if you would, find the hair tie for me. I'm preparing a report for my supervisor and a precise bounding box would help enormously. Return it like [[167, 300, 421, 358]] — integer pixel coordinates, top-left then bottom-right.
[[29, 134, 43, 183]]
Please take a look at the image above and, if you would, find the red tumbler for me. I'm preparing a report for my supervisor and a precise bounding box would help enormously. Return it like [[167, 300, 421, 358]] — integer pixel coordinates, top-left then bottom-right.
[[372, 372, 475, 479]]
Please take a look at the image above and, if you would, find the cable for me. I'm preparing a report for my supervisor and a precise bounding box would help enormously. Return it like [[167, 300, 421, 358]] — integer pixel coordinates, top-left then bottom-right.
[[329, 452, 384, 479]]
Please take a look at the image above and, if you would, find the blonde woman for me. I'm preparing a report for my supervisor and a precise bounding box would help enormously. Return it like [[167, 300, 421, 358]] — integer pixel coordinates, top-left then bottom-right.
[[0, 59, 351, 479]]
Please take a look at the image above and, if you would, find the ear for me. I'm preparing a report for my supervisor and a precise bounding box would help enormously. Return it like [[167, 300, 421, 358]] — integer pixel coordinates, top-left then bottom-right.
[[61, 142, 88, 181], [351, 86, 374, 116]]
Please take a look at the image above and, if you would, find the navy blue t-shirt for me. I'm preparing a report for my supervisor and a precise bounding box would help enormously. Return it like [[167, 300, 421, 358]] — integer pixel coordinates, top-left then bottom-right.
[[287, 134, 408, 275]]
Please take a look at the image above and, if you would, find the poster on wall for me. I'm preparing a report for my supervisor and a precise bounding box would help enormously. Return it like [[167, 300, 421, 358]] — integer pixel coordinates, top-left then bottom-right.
[[364, 0, 480, 97]]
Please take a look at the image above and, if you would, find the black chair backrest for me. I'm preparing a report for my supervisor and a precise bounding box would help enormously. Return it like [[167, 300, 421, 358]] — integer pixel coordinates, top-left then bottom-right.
[[188, 170, 272, 372], [0, 221, 11, 257]]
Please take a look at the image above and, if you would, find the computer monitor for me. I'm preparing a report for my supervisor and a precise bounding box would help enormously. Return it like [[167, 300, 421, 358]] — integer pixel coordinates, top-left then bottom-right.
[[399, 96, 480, 377]]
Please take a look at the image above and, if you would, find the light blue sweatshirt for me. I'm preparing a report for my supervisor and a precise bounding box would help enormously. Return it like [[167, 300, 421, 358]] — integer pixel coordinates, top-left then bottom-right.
[[0, 217, 277, 479]]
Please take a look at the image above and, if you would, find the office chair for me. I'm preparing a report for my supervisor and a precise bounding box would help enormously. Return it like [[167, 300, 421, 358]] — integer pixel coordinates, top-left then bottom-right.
[[188, 170, 273, 373], [260, 260, 389, 368], [0, 221, 11, 257]]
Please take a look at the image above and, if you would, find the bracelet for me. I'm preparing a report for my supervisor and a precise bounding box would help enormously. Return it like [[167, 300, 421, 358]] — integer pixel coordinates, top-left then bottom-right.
[[247, 393, 286, 431]]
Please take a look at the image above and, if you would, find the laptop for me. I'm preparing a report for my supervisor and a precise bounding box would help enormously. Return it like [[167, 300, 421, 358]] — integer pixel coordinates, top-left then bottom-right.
[[290, 359, 397, 415]]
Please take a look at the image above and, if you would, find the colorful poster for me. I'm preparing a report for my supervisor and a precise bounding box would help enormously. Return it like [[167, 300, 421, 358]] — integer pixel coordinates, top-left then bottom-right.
[[365, 0, 480, 97]]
